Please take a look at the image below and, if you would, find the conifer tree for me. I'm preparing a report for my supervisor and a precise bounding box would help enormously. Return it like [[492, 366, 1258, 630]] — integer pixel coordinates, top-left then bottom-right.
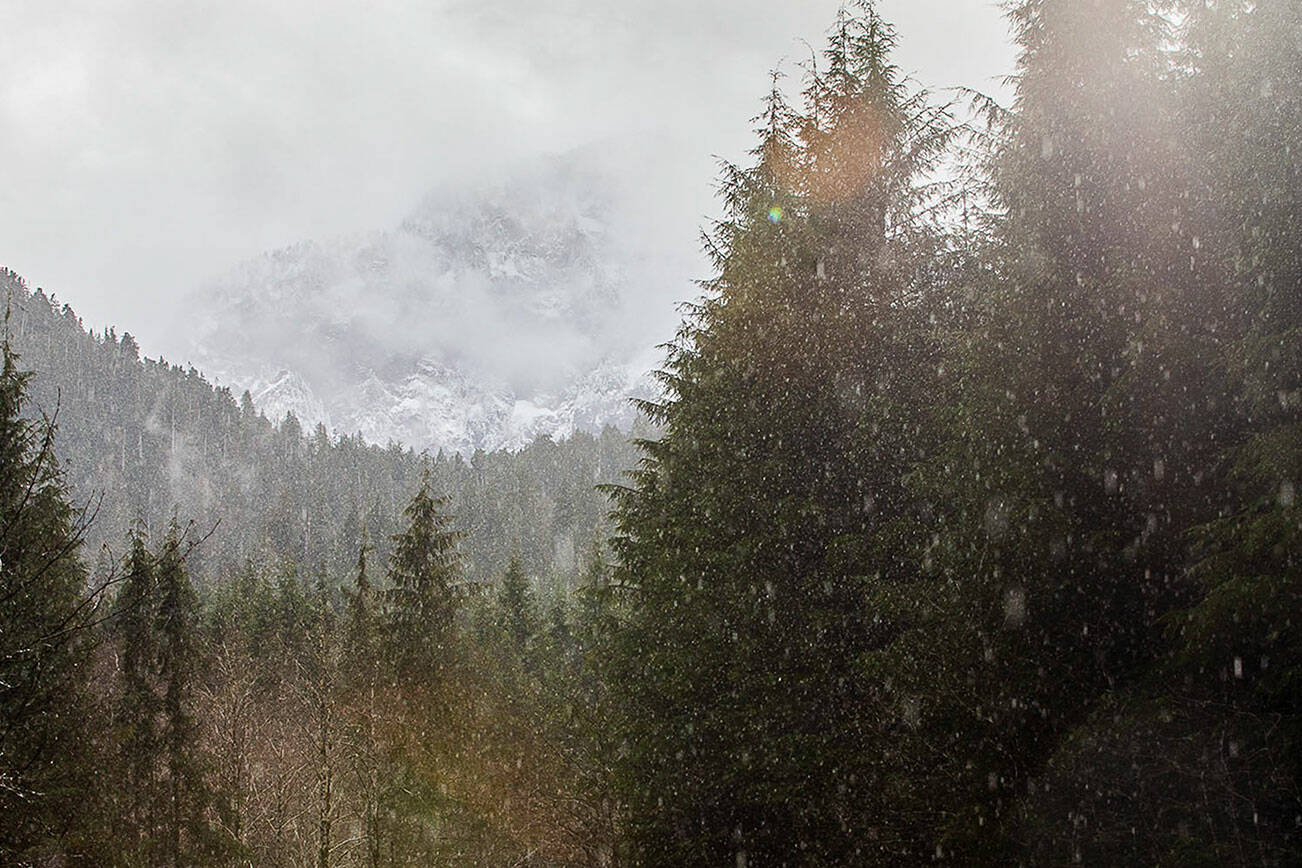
[[154, 521, 218, 863], [866, 0, 1197, 857], [1149, 2, 1302, 859], [606, 3, 952, 862], [1174, 0, 1302, 720], [495, 553, 538, 659], [343, 529, 378, 690], [114, 527, 163, 857], [383, 466, 463, 682], [304, 576, 338, 868], [0, 337, 97, 859], [343, 533, 385, 867]]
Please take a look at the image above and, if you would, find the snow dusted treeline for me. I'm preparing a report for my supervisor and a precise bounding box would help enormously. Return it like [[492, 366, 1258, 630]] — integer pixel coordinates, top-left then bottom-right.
[[1, 269, 640, 588]]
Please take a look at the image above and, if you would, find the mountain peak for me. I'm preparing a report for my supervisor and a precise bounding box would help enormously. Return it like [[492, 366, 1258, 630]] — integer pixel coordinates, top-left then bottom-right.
[[187, 155, 657, 453]]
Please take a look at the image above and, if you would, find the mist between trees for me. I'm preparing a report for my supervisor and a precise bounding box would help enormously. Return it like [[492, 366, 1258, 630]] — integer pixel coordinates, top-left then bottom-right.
[[3, 0, 1301, 864]]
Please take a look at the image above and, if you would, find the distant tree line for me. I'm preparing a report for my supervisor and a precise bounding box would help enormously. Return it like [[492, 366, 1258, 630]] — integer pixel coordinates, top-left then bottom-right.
[[0, 332, 620, 863], [0, 267, 637, 592]]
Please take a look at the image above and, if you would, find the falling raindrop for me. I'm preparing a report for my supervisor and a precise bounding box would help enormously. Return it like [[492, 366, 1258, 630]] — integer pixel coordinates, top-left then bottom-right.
[[1003, 587, 1027, 629]]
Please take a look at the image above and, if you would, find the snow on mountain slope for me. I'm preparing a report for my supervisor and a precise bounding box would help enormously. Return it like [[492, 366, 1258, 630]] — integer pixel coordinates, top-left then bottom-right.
[[186, 155, 662, 453]]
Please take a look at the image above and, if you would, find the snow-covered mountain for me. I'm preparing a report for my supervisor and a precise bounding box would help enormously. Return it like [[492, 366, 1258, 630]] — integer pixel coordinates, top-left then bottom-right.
[[185, 155, 664, 453]]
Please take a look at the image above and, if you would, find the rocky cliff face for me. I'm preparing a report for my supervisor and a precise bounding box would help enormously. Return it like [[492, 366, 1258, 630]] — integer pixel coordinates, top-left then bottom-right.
[[186, 156, 662, 453]]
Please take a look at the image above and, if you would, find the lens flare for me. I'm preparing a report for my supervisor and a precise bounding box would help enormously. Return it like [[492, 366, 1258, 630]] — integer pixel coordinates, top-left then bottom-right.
[[768, 206, 783, 224]]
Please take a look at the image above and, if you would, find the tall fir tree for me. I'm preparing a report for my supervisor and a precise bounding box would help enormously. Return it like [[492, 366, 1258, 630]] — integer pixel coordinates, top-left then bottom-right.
[[1174, 0, 1302, 722], [864, 0, 1197, 853], [113, 527, 164, 860], [342, 530, 387, 868], [606, 3, 953, 863], [495, 553, 538, 660], [383, 467, 463, 684], [0, 337, 98, 859], [154, 522, 221, 864]]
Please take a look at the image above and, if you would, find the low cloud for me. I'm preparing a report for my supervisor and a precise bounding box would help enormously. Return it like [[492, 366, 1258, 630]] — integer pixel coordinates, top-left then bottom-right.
[[0, 0, 1012, 364]]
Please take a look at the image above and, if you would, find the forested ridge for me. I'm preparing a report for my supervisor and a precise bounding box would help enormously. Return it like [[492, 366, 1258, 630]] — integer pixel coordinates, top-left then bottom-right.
[[2, 0, 1301, 865], [1, 280, 630, 864], [0, 267, 637, 589]]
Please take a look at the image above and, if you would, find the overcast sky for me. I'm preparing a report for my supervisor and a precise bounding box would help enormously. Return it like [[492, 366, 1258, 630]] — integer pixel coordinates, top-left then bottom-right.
[[0, 0, 1014, 361]]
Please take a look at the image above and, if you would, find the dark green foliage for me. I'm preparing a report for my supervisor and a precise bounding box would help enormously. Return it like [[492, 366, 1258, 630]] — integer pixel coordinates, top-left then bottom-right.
[[495, 553, 539, 659], [112, 529, 163, 858], [109, 523, 228, 864], [1171, 0, 1302, 712], [0, 338, 98, 860], [384, 468, 463, 682], [605, 0, 1302, 864], [1001, 1, 1302, 860], [606, 4, 956, 863], [863, 0, 1200, 855], [339, 533, 390, 867], [154, 524, 215, 863], [342, 529, 379, 692], [3, 0, 1302, 863]]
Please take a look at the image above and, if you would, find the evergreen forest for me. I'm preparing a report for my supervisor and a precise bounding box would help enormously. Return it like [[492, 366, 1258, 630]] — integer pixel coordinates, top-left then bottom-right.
[[2, 1, 1300, 864]]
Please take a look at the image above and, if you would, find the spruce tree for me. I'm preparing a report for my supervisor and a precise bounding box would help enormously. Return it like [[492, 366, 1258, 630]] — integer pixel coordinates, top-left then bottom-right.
[[1157, 2, 1302, 859], [342, 533, 385, 867], [606, 3, 952, 862], [0, 337, 97, 859], [863, 0, 1184, 857], [304, 576, 338, 868], [383, 466, 463, 683], [154, 521, 218, 863], [113, 527, 163, 858], [495, 553, 538, 659], [343, 529, 378, 691], [1175, 0, 1302, 721]]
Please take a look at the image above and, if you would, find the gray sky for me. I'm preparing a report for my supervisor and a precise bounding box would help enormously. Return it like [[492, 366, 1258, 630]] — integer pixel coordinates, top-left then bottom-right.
[[0, 0, 1014, 361]]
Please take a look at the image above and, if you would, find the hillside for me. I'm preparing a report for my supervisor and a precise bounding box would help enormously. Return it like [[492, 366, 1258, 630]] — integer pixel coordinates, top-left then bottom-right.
[[2, 267, 641, 587]]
